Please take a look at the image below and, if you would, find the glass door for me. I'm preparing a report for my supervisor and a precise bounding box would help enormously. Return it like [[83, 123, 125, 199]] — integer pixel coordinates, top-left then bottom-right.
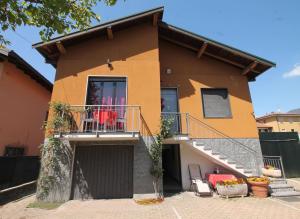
[[161, 88, 180, 134]]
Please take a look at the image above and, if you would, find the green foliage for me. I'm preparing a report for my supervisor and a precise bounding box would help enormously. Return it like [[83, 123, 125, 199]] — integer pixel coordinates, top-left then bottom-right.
[[27, 201, 62, 210], [44, 102, 72, 135], [37, 101, 72, 201], [0, 0, 118, 45], [149, 117, 174, 194]]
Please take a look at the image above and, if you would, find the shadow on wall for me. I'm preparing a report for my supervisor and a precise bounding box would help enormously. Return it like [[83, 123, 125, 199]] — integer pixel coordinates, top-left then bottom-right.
[[159, 40, 252, 104], [55, 24, 158, 81]]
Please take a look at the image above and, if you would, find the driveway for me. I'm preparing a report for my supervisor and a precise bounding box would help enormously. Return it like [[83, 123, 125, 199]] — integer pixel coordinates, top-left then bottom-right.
[[1, 192, 300, 219]]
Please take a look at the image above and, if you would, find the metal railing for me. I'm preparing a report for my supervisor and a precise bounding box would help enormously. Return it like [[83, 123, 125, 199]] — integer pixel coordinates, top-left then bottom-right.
[[161, 112, 259, 174], [161, 112, 189, 135], [263, 156, 286, 178], [58, 105, 141, 134]]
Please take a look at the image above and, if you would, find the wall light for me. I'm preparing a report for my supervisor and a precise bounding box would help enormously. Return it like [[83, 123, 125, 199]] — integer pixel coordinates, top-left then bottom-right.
[[165, 68, 172, 75]]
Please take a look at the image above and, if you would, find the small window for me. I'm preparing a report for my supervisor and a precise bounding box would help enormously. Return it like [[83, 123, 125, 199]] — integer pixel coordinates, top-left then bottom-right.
[[291, 129, 295, 132], [201, 88, 232, 118], [4, 147, 24, 156]]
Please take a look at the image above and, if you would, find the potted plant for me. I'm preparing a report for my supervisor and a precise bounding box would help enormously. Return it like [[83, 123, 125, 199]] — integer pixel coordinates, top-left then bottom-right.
[[261, 165, 282, 178], [247, 177, 270, 198], [216, 178, 248, 198]]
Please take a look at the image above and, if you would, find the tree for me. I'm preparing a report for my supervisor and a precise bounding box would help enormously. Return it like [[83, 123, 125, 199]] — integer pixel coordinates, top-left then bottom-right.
[[0, 0, 118, 46]]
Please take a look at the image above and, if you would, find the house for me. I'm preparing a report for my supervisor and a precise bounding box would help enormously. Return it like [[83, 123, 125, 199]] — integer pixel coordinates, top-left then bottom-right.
[[0, 48, 52, 156], [33, 7, 275, 201], [257, 122, 273, 133], [256, 110, 300, 133]]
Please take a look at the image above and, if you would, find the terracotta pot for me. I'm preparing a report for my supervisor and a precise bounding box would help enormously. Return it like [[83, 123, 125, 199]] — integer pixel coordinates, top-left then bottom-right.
[[248, 181, 269, 198]]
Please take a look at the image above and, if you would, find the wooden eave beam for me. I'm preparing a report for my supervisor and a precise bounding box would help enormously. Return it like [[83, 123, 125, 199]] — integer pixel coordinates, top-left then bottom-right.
[[242, 61, 258, 75], [159, 35, 260, 74], [153, 13, 159, 26], [56, 41, 66, 54], [42, 45, 52, 54], [107, 26, 113, 40], [197, 42, 208, 58]]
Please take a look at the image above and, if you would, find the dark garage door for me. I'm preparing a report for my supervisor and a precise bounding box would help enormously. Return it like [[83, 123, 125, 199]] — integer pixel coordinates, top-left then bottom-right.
[[71, 145, 133, 199]]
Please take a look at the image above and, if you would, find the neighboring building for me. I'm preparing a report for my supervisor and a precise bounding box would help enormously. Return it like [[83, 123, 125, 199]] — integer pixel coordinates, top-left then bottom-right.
[[33, 7, 275, 201], [256, 111, 300, 133], [0, 48, 52, 156], [257, 122, 273, 133]]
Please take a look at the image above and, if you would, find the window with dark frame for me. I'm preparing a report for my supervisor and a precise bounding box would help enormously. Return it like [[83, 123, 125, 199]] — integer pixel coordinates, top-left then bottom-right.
[[201, 88, 232, 118], [86, 77, 126, 105], [4, 147, 25, 156]]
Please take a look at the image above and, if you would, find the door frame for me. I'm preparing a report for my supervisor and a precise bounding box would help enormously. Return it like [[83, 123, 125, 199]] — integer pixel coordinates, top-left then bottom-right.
[[162, 144, 183, 191]]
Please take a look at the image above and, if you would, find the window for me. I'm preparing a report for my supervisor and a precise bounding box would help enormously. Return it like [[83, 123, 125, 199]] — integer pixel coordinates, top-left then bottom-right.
[[4, 147, 24, 156], [201, 88, 232, 118], [291, 129, 295, 132], [86, 77, 126, 105]]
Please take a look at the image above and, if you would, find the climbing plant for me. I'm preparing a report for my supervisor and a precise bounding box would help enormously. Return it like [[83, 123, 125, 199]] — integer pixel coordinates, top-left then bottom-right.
[[149, 117, 174, 198], [37, 101, 72, 201]]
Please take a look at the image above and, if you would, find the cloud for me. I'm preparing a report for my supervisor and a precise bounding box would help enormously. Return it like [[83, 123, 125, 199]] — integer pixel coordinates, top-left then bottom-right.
[[283, 64, 300, 78]]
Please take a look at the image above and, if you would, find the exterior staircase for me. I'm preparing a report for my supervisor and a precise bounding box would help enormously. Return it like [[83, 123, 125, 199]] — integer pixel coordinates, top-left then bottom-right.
[[191, 140, 254, 177], [162, 113, 260, 177], [269, 178, 300, 197]]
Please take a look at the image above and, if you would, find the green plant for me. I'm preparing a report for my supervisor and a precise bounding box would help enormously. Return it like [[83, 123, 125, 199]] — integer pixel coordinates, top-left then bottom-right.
[[37, 101, 72, 201], [149, 117, 174, 198], [27, 201, 62, 210]]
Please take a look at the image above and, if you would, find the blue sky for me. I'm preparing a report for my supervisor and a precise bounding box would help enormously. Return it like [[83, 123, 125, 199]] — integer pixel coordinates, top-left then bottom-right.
[[3, 0, 300, 116]]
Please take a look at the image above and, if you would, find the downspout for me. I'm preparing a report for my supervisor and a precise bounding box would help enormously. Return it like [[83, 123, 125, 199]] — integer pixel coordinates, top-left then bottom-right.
[[276, 116, 280, 132]]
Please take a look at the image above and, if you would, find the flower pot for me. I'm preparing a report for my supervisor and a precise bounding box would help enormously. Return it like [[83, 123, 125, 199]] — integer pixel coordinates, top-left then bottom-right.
[[247, 181, 269, 198], [262, 168, 282, 178], [216, 183, 248, 198]]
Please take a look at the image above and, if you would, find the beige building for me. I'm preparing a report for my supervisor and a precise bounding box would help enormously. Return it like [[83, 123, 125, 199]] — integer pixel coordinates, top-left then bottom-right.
[[256, 112, 300, 133]]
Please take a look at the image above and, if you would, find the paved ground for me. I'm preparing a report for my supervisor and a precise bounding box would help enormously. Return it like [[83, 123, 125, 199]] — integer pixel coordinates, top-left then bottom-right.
[[1, 191, 300, 219]]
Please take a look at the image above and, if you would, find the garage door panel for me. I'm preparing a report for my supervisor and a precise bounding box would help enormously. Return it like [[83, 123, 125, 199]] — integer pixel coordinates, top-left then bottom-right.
[[72, 145, 133, 199]]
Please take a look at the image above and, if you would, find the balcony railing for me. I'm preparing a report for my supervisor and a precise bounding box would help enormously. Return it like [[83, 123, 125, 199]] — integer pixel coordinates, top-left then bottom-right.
[[57, 105, 141, 134]]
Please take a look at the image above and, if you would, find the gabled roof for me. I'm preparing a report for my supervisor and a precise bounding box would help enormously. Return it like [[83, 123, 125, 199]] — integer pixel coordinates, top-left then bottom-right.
[[0, 48, 52, 92], [33, 7, 275, 81], [256, 113, 300, 120]]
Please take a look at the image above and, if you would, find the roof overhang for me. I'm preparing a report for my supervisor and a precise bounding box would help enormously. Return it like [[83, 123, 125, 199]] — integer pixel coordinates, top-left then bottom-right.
[[158, 22, 275, 81], [32, 6, 164, 67], [257, 113, 300, 120], [32, 7, 275, 81], [0, 48, 53, 92]]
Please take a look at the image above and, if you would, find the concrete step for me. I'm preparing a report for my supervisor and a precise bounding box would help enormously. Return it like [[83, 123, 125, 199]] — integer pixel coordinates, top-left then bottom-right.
[[269, 178, 287, 184], [219, 155, 227, 160], [271, 191, 300, 197], [243, 169, 253, 174], [203, 147, 212, 151], [211, 151, 220, 155], [271, 187, 295, 193], [270, 184, 293, 189], [227, 160, 236, 164], [235, 165, 244, 169]]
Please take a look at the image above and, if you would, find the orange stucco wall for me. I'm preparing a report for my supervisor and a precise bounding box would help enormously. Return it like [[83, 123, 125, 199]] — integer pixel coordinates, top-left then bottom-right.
[[51, 23, 161, 133], [159, 40, 258, 138], [0, 61, 51, 156]]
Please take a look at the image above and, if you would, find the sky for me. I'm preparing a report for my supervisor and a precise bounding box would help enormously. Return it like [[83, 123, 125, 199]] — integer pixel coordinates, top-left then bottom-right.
[[3, 0, 300, 116]]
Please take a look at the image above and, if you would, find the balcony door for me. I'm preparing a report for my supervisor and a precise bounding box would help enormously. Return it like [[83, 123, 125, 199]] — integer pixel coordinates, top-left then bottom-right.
[[86, 77, 126, 106], [161, 88, 180, 134]]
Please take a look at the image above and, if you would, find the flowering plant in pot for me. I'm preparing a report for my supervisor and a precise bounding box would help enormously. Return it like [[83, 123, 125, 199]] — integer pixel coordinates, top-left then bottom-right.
[[216, 178, 248, 198], [247, 177, 270, 198], [261, 165, 282, 178]]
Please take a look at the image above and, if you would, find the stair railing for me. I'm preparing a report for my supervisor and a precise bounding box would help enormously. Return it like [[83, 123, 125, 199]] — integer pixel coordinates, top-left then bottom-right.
[[187, 114, 259, 175], [263, 155, 286, 179]]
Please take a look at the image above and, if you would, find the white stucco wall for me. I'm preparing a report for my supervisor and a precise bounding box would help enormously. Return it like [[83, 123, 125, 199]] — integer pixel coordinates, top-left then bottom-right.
[[179, 142, 224, 190]]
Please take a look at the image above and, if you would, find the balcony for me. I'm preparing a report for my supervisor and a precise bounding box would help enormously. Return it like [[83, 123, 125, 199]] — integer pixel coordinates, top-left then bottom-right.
[[55, 105, 140, 141]]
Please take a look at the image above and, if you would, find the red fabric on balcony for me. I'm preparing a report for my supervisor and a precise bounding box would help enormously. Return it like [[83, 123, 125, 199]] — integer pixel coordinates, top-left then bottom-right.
[[206, 173, 237, 188], [93, 110, 118, 126]]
